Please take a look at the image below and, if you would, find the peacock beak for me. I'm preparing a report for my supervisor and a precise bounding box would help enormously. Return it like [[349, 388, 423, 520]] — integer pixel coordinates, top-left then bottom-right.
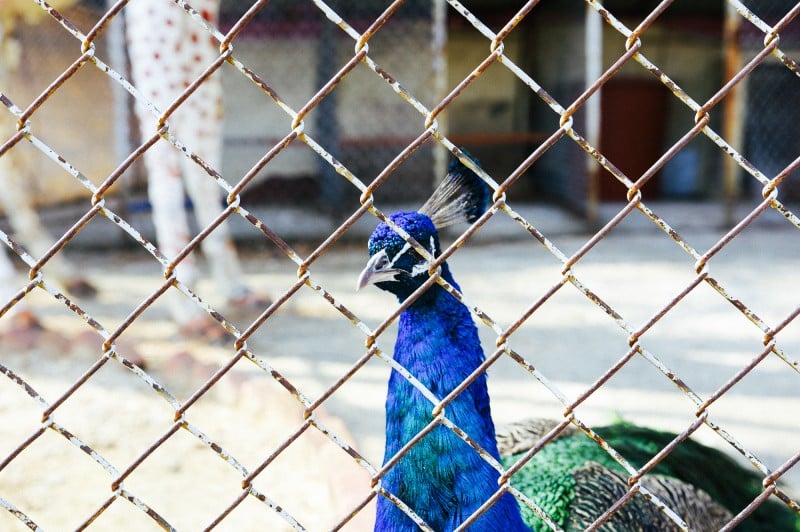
[[356, 249, 402, 290]]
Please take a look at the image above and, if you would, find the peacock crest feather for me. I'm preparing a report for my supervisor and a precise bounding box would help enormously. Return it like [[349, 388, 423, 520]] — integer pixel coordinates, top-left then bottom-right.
[[419, 149, 491, 229]]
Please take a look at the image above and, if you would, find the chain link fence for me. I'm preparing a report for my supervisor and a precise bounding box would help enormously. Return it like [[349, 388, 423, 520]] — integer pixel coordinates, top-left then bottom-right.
[[1, 0, 800, 530], [740, 0, 800, 202]]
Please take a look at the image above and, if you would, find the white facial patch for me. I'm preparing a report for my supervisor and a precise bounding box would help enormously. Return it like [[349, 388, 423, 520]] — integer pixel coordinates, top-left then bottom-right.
[[386, 241, 412, 270], [409, 236, 436, 277], [379, 236, 437, 279]]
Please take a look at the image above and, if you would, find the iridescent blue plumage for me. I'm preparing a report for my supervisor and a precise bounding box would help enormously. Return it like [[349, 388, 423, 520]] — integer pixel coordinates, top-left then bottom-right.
[[360, 153, 525, 530], [368, 211, 527, 530], [359, 151, 799, 531], [376, 263, 527, 530]]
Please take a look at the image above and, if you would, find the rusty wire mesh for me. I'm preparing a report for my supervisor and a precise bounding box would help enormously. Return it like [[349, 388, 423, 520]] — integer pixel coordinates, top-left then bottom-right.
[[1, 0, 800, 530]]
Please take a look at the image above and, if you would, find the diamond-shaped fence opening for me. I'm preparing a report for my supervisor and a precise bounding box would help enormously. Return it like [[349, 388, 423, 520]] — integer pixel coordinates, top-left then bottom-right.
[[1, 0, 800, 530]]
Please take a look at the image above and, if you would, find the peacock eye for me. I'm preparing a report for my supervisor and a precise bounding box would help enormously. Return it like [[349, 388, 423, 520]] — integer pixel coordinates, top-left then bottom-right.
[[375, 253, 391, 269]]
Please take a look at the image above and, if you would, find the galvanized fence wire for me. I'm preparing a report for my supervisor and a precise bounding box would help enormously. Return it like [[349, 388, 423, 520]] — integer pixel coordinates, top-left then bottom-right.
[[1, 0, 800, 530]]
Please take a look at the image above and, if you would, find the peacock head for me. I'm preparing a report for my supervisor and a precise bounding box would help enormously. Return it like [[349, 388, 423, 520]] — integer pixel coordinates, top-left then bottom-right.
[[357, 149, 490, 301], [356, 211, 441, 299]]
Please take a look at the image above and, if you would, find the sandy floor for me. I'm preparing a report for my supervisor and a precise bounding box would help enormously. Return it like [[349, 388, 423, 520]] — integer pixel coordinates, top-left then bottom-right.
[[1, 214, 799, 530], [0, 247, 377, 531]]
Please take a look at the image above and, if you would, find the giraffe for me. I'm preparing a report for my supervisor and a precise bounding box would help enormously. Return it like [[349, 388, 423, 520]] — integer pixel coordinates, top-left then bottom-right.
[[0, 0, 97, 333], [0, 0, 265, 339], [124, 0, 267, 337]]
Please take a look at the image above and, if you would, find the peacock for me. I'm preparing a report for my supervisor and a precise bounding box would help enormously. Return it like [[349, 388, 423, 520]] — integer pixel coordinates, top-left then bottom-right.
[[357, 149, 800, 531]]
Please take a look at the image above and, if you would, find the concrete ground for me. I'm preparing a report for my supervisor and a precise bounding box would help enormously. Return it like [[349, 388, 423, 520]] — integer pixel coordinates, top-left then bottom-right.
[[0, 201, 798, 530]]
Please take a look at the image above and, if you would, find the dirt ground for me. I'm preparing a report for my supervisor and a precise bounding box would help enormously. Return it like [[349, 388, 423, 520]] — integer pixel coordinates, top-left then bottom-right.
[[1, 205, 799, 530]]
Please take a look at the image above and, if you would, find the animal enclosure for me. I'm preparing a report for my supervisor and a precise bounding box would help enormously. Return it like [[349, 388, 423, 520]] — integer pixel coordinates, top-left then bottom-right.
[[1, 0, 800, 530]]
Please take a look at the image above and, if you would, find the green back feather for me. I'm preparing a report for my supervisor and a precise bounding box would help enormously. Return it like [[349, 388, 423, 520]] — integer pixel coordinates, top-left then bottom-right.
[[501, 432, 627, 530], [596, 422, 799, 531], [502, 422, 800, 531]]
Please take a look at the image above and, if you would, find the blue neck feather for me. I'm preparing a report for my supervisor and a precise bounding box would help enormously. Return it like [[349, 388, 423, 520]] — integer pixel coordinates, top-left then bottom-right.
[[376, 270, 528, 531]]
